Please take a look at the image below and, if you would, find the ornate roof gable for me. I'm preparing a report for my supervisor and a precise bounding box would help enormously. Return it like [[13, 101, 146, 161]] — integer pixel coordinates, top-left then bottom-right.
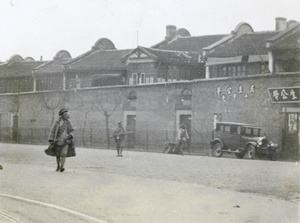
[[122, 46, 200, 64]]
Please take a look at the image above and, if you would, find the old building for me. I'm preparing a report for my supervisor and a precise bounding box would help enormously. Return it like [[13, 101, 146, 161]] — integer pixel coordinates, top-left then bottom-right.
[[0, 55, 45, 93], [152, 25, 226, 52], [33, 38, 132, 90], [33, 50, 72, 91], [267, 18, 300, 73], [63, 38, 131, 89], [0, 55, 45, 141], [0, 18, 299, 159], [204, 18, 299, 78], [122, 46, 204, 85]]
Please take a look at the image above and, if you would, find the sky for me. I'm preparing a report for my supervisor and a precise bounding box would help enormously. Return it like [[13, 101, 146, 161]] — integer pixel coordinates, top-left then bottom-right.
[[0, 0, 299, 62]]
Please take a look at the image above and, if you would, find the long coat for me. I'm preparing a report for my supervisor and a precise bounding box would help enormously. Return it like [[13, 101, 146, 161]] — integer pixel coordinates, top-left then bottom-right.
[[45, 118, 76, 157]]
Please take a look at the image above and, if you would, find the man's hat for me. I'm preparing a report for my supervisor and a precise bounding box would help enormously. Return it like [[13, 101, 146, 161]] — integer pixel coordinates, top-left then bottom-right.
[[59, 108, 68, 116]]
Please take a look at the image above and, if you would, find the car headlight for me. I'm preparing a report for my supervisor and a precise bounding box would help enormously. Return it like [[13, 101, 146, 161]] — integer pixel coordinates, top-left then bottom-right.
[[270, 142, 279, 148], [257, 137, 268, 147], [257, 140, 263, 146]]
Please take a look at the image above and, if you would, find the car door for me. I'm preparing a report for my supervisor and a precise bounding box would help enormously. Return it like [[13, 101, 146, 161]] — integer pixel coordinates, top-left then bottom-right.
[[229, 125, 242, 150], [222, 124, 241, 150]]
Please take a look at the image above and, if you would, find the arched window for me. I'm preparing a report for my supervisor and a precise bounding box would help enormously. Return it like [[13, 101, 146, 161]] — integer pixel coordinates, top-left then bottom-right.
[[132, 73, 137, 85], [128, 91, 137, 107], [130, 73, 146, 85], [180, 89, 192, 106], [140, 73, 146, 84]]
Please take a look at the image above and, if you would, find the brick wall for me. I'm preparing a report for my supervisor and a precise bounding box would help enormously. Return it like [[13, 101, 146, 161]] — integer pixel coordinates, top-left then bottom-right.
[[0, 73, 298, 156]]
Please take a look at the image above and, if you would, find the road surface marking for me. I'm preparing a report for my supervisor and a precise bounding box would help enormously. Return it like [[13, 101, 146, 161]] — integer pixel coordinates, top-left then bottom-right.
[[0, 193, 107, 223], [0, 211, 23, 223]]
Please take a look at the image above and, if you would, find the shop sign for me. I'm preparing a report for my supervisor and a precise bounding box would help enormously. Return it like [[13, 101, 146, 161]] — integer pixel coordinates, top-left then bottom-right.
[[268, 87, 300, 103]]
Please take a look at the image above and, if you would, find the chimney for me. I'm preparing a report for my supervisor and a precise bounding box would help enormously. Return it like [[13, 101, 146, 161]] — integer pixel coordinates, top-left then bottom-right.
[[165, 25, 177, 40], [275, 17, 287, 31]]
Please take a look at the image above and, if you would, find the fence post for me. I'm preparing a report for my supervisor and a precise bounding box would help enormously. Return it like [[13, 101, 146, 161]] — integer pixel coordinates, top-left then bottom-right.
[[45, 127, 48, 143], [31, 128, 33, 144], [108, 128, 111, 149], [146, 130, 149, 152], [90, 128, 93, 148]]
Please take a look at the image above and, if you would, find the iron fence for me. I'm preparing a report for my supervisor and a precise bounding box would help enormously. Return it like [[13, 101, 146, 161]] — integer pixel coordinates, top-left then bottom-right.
[[0, 127, 211, 155]]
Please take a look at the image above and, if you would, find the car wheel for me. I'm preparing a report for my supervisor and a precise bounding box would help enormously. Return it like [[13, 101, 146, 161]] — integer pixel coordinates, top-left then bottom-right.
[[247, 145, 256, 159], [270, 149, 278, 161], [235, 152, 245, 159], [213, 142, 223, 157]]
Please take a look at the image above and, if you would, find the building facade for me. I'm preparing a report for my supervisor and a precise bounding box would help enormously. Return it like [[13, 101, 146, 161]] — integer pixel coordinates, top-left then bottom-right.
[[0, 18, 299, 159]]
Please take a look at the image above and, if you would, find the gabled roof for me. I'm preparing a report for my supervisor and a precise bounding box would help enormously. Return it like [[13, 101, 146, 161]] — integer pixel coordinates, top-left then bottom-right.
[[33, 50, 72, 75], [0, 55, 45, 78], [267, 22, 300, 49], [152, 35, 226, 53], [207, 31, 279, 57], [122, 46, 201, 64], [146, 47, 200, 63], [64, 49, 132, 72], [33, 58, 73, 74]]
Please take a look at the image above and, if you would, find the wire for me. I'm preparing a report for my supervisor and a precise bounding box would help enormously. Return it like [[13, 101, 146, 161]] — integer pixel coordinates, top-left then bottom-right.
[[245, 33, 270, 73]]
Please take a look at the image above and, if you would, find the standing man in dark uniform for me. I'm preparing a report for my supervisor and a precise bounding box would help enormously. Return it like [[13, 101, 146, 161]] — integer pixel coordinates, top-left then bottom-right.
[[113, 122, 126, 157]]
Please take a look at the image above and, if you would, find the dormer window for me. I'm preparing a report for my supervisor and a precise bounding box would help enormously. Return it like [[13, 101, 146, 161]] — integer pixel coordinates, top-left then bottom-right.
[[130, 73, 146, 85]]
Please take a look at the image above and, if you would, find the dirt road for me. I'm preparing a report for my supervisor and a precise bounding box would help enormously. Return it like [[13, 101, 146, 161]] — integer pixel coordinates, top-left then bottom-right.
[[0, 143, 299, 222]]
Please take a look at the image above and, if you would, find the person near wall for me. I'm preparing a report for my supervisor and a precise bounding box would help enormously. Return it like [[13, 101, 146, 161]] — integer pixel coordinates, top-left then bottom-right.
[[176, 124, 189, 155], [113, 122, 126, 157], [46, 108, 75, 172]]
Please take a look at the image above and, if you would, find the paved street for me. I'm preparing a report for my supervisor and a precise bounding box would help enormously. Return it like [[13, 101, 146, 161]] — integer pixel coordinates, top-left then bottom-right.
[[0, 143, 299, 223]]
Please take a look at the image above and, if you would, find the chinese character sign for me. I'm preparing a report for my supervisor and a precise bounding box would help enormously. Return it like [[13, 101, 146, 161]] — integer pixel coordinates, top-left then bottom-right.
[[269, 87, 300, 103]]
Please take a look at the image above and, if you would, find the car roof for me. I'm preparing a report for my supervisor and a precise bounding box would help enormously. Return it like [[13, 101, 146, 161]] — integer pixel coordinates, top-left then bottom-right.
[[216, 122, 262, 128]]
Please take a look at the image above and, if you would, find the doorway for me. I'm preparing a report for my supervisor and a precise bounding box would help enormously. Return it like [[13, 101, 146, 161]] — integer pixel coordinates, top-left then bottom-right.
[[125, 113, 136, 148], [176, 110, 192, 154], [283, 113, 300, 158], [179, 114, 192, 137]]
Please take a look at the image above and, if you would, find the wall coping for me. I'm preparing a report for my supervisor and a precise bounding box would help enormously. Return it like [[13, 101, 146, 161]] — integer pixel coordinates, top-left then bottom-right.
[[0, 72, 299, 96]]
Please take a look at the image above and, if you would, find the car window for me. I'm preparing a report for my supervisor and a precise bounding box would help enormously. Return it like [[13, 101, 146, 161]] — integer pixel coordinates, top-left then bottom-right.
[[224, 125, 230, 132], [244, 127, 261, 136], [237, 126, 241, 134], [244, 127, 252, 136], [219, 125, 224, 131], [230, 125, 241, 134], [253, 128, 261, 136]]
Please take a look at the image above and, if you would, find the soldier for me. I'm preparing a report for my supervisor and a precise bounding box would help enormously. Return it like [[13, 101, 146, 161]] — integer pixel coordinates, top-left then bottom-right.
[[112, 122, 126, 157]]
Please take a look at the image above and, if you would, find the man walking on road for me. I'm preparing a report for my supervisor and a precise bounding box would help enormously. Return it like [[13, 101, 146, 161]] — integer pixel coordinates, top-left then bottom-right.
[[46, 108, 75, 172], [113, 122, 126, 157]]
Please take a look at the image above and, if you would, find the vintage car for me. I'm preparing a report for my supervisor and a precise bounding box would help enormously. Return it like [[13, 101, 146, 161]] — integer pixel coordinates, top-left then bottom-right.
[[210, 122, 279, 160]]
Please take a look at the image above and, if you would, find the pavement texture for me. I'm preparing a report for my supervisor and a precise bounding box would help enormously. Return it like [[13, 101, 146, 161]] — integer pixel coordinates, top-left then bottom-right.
[[0, 143, 299, 223]]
